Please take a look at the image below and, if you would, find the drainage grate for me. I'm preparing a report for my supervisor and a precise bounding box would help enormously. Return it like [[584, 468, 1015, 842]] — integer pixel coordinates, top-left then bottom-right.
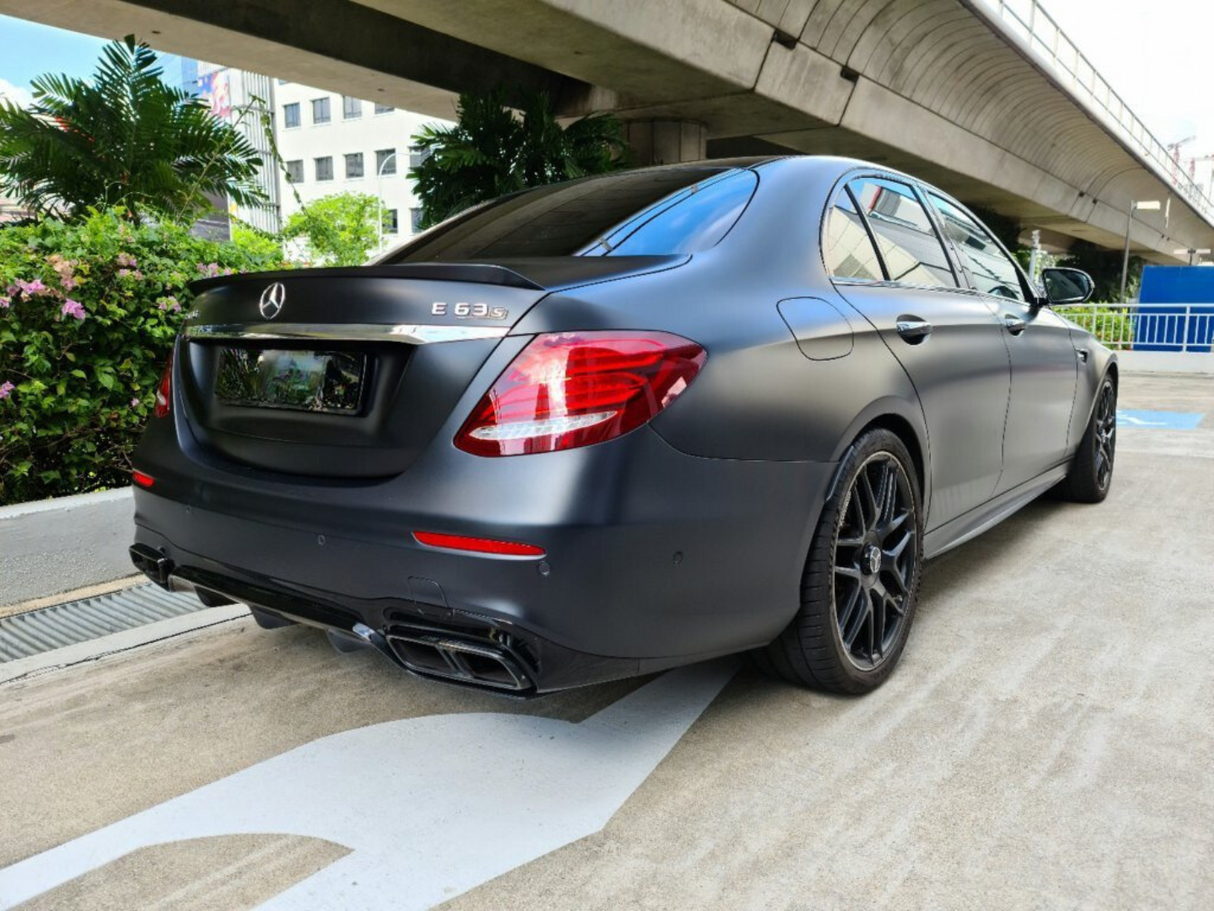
[[0, 584, 208, 663]]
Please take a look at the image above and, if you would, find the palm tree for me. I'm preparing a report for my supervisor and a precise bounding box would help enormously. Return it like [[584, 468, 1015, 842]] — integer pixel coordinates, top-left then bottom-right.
[[0, 36, 265, 223], [409, 89, 629, 229]]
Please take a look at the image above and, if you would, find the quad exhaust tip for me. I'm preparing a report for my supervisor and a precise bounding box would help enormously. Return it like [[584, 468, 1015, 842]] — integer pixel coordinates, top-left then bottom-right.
[[386, 632, 532, 692]]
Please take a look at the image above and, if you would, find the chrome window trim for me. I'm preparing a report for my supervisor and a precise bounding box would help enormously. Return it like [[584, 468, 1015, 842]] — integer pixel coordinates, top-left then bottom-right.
[[183, 323, 511, 345]]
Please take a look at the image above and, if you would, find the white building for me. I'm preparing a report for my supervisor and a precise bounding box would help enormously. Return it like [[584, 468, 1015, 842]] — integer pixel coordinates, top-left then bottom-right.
[[273, 81, 449, 256]]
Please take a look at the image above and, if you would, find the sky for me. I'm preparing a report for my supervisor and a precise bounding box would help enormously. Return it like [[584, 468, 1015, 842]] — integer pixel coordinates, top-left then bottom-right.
[[0, 3, 1211, 181]]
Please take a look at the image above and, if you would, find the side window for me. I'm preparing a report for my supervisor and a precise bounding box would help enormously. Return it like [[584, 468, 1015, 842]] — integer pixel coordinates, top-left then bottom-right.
[[928, 195, 1026, 302], [823, 189, 883, 281], [848, 179, 956, 288]]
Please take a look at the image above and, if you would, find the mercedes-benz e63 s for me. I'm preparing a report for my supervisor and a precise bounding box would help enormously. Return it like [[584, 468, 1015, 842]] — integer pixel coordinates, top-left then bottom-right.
[[130, 156, 1115, 695]]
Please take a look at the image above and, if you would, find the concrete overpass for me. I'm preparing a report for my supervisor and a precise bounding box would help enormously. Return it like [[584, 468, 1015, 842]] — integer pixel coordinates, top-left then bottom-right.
[[7, 0, 1213, 262]]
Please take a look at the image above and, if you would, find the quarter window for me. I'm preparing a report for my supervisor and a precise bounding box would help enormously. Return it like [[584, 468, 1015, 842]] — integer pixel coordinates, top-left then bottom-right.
[[848, 179, 956, 288], [824, 189, 883, 281], [928, 195, 1026, 301]]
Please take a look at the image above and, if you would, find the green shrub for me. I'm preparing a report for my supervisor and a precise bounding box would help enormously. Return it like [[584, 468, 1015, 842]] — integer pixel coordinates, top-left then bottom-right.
[[0, 207, 286, 505]]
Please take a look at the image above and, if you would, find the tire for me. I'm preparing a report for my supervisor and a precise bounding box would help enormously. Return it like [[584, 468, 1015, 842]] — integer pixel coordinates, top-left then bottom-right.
[[755, 428, 924, 694], [1056, 374, 1116, 504]]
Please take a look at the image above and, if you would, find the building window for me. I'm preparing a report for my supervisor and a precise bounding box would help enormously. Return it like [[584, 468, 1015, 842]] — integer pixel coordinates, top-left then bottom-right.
[[374, 102, 395, 115], [283, 102, 300, 129], [311, 97, 331, 124], [276, 78, 287, 85], [375, 149, 396, 175], [385, 208, 399, 234], [342, 96, 362, 120], [410, 208, 424, 233], [408, 145, 429, 169], [344, 152, 364, 180], [285, 160, 304, 184], [315, 156, 333, 181]]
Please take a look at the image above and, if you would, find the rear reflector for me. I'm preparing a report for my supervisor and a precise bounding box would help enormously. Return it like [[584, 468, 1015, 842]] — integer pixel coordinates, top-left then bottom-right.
[[413, 531, 545, 557], [455, 330, 706, 457], [132, 470, 155, 489]]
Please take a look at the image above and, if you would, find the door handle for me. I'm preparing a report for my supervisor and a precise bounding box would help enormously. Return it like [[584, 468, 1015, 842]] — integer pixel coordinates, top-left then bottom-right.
[[1002, 315, 1027, 335], [895, 319, 933, 342]]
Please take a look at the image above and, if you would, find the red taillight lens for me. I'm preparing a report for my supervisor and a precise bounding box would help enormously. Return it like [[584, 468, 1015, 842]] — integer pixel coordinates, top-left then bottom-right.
[[413, 531, 545, 557], [153, 351, 173, 419], [455, 331, 706, 457], [132, 470, 155, 489]]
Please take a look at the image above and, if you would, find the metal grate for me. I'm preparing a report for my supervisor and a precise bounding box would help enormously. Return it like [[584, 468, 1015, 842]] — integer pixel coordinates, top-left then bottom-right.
[[0, 584, 207, 663]]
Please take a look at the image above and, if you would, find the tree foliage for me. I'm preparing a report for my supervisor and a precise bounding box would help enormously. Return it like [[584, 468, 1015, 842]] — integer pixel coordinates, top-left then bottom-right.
[[409, 89, 628, 229], [281, 192, 387, 266], [0, 208, 287, 504], [0, 37, 265, 223]]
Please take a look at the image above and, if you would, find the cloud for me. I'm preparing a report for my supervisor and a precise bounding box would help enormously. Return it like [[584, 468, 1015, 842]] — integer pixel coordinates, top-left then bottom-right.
[[0, 77, 33, 109]]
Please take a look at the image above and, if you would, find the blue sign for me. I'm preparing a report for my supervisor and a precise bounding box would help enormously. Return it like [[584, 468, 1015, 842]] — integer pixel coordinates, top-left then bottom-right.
[[1117, 409, 1205, 430]]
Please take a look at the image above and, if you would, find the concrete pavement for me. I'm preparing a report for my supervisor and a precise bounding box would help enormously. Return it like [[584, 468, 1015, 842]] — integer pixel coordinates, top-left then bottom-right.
[[1, 372, 1211, 910]]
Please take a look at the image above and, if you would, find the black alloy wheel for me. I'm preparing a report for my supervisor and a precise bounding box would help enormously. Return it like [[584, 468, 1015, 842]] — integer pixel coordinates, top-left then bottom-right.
[[1057, 374, 1117, 503], [834, 453, 917, 670], [753, 428, 923, 694]]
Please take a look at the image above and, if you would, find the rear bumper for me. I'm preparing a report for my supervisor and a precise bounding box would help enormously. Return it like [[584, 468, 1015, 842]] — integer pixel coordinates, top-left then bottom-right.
[[132, 423, 835, 692]]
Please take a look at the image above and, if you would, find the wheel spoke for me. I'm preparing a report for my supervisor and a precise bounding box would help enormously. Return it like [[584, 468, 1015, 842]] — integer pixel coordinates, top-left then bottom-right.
[[837, 584, 864, 636], [857, 470, 879, 529], [835, 565, 862, 580], [841, 588, 869, 649]]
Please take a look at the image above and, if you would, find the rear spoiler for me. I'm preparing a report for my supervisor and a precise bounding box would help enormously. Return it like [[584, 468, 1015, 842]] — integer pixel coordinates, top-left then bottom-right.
[[189, 263, 544, 295], [188, 256, 688, 296]]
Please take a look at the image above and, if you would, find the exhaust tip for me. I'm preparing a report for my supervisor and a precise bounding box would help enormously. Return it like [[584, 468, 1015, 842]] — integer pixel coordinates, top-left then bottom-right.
[[387, 632, 532, 691], [129, 544, 173, 588]]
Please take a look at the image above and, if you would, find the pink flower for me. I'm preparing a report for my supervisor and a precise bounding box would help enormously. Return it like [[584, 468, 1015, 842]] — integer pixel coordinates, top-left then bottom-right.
[[61, 276, 77, 291], [4, 284, 17, 296], [0, 381, 13, 399], [117, 268, 130, 278], [0, 296, 9, 309], [60, 299, 86, 321], [17, 279, 46, 296], [133, 270, 144, 280], [116, 252, 138, 268], [130, 397, 140, 408]]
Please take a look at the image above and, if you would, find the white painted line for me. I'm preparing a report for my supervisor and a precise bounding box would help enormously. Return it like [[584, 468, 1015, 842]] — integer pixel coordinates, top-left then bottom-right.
[[0, 605, 249, 686], [0, 660, 735, 910]]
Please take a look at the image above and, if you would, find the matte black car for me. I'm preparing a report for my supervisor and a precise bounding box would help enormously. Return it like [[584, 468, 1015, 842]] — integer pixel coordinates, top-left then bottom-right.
[[129, 156, 1116, 695]]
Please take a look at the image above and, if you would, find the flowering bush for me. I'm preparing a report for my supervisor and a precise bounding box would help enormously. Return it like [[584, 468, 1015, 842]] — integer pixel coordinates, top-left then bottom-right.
[[0, 208, 287, 504]]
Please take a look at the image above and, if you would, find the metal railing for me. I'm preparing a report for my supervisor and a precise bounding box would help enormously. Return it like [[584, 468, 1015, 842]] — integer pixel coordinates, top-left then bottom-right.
[[977, 0, 1214, 223], [1056, 303, 1214, 352]]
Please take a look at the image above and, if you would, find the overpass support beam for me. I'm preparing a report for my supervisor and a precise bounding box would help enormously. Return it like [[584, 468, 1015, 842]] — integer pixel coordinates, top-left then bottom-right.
[[624, 120, 707, 165]]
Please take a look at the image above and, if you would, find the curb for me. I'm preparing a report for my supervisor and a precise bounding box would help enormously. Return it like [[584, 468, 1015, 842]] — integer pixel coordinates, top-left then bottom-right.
[[0, 487, 135, 608]]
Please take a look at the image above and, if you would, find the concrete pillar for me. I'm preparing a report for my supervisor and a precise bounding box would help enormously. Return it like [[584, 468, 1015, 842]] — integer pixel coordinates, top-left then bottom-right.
[[624, 120, 707, 165]]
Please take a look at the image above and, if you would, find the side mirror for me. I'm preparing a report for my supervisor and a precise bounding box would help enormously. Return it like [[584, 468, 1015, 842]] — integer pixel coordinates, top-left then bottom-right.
[[1041, 267, 1094, 305]]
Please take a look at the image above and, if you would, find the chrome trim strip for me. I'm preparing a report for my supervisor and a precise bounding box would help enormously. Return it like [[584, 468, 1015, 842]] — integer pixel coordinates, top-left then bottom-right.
[[183, 323, 510, 344]]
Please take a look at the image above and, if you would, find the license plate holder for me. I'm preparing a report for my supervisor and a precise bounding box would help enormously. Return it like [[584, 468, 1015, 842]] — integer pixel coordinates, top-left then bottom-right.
[[215, 347, 367, 415]]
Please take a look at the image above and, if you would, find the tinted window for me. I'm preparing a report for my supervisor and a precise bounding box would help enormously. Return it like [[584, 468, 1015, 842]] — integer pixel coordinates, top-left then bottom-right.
[[383, 167, 755, 262], [928, 195, 1026, 301], [823, 189, 883, 281], [849, 179, 955, 288]]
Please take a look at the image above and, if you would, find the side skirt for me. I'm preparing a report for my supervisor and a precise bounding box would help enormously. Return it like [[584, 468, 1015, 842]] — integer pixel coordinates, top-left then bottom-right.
[[923, 463, 1069, 560]]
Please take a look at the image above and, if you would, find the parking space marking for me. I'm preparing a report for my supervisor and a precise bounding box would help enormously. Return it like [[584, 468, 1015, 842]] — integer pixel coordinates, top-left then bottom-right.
[[0, 660, 735, 911], [1116, 409, 1205, 429]]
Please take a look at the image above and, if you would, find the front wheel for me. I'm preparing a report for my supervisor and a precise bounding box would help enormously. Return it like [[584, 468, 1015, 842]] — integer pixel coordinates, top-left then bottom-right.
[[754, 428, 924, 694], [1057, 375, 1116, 504]]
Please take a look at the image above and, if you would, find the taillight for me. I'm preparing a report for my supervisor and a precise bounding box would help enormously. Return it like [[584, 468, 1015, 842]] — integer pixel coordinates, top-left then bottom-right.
[[132, 470, 155, 489], [154, 351, 173, 419], [455, 331, 706, 457]]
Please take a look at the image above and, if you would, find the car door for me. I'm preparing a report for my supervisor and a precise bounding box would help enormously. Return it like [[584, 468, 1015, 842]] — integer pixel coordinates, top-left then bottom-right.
[[825, 176, 1011, 530], [924, 193, 1078, 493]]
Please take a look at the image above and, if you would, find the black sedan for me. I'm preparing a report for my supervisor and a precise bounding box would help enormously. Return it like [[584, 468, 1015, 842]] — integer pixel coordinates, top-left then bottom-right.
[[129, 156, 1115, 695]]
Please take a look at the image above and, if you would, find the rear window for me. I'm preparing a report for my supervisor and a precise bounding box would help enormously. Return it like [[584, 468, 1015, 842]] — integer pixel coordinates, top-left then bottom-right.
[[381, 167, 757, 263]]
